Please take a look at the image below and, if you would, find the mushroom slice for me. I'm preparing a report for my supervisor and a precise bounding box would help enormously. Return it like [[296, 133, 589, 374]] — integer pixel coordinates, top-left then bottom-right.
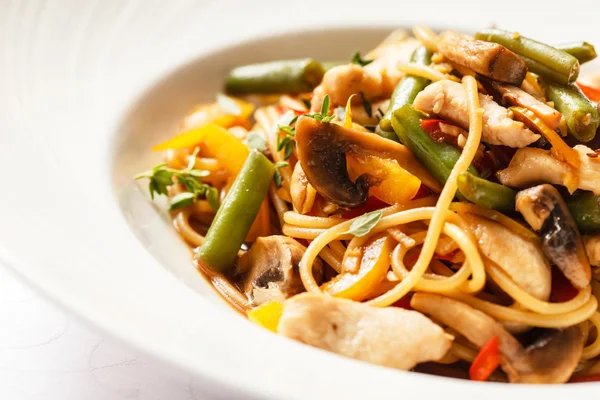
[[236, 236, 323, 305], [295, 116, 439, 207], [437, 31, 527, 85], [516, 184, 591, 289], [411, 293, 586, 383], [492, 83, 563, 131], [278, 293, 453, 370], [461, 212, 552, 301]]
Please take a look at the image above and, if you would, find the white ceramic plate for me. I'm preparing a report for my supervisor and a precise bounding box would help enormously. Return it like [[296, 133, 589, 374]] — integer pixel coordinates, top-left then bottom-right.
[[1, 0, 599, 398]]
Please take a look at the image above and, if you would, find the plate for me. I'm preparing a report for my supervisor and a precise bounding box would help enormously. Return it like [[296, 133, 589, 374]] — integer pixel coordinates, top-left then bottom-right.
[[0, 0, 598, 398]]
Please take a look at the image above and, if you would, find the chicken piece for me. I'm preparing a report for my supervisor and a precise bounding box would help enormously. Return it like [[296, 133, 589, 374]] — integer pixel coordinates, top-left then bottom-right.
[[462, 213, 551, 300], [311, 34, 418, 110], [497, 146, 600, 195], [235, 236, 322, 305], [278, 293, 452, 370], [516, 185, 591, 289], [437, 31, 527, 85], [413, 80, 540, 148]]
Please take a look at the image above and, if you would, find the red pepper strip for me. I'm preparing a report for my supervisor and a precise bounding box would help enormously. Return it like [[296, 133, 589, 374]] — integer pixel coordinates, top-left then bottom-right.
[[577, 82, 600, 102], [341, 196, 389, 219], [570, 374, 600, 383], [413, 184, 432, 199], [469, 336, 500, 381], [420, 119, 460, 147], [421, 119, 492, 175], [550, 265, 579, 303], [392, 295, 413, 310]]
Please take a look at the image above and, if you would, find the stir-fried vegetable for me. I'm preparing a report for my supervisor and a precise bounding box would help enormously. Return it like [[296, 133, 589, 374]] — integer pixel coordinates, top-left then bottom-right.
[[225, 59, 325, 95], [469, 336, 500, 381], [457, 172, 517, 214], [247, 301, 284, 332], [567, 192, 600, 233], [577, 82, 600, 102], [545, 83, 600, 143], [346, 154, 421, 205], [556, 41, 597, 64], [321, 235, 394, 300], [380, 46, 432, 131], [391, 105, 479, 187], [153, 123, 250, 175], [195, 150, 274, 272], [476, 29, 580, 85]]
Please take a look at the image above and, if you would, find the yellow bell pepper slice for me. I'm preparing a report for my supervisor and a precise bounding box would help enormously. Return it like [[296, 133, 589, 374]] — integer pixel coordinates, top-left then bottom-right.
[[153, 123, 249, 176], [181, 97, 254, 131], [346, 153, 421, 205], [247, 301, 284, 332], [321, 234, 394, 301]]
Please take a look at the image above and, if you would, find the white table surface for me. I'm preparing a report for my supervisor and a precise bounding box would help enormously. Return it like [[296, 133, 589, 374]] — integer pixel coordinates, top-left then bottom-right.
[[0, 266, 212, 400]]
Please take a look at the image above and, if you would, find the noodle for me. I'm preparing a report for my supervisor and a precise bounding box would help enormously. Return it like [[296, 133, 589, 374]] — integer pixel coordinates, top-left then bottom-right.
[[365, 75, 484, 307], [397, 64, 461, 83]]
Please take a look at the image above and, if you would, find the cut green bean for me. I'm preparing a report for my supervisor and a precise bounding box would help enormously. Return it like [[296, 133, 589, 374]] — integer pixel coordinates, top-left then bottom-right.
[[475, 29, 580, 84], [545, 83, 600, 142], [380, 47, 433, 131], [225, 59, 325, 95], [195, 150, 274, 272], [567, 192, 600, 233], [391, 105, 479, 187], [556, 41, 597, 65], [457, 172, 517, 214], [375, 129, 400, 142]]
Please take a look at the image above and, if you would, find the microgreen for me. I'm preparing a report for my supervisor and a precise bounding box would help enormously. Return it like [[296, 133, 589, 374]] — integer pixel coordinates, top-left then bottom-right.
[[351, 51, 373, 66]]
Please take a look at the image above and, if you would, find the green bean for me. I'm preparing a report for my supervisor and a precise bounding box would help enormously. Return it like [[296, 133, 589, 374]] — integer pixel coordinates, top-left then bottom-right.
[[376, 129, 400, 142], [225, 59, 325, 95], [475, 29, 580, 85], [391, 105, 479, 187], [379, 47, 433, 131], [195, 150, 274, 272], [457, 172, 517, 214], [566, 192, 600, 233], [556, 41, 597, 64], [545, 83, 600, 142]]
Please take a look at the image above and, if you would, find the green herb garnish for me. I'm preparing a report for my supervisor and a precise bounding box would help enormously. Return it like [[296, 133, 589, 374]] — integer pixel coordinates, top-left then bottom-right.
[[351, 51, 373, 66], [135, 153, 219, 211], [343, 210, 383, 237], [273, 161, 289, 188]]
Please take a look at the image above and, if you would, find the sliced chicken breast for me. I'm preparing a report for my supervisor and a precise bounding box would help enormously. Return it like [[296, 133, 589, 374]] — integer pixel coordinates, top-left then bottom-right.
[[462, 213, 552, 300], [278, 293, 452, 370], [413, 80, 540, 148]]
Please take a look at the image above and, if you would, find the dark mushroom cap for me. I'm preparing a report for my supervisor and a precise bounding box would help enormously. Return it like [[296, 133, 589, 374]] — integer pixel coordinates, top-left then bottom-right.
[[516, 184, 591, 289]]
